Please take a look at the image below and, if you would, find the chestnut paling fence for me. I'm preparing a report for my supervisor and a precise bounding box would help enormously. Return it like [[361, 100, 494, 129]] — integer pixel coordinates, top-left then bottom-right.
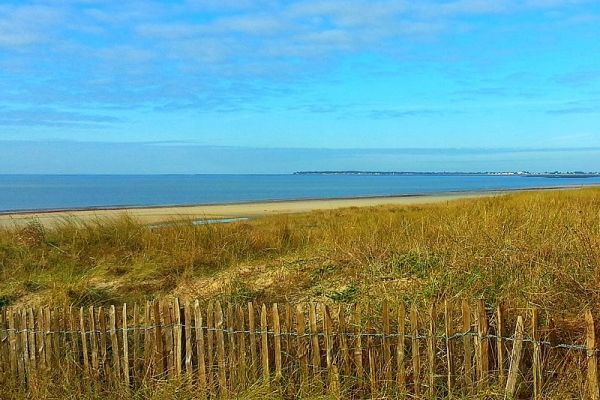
[[0, 299, 599, 399]]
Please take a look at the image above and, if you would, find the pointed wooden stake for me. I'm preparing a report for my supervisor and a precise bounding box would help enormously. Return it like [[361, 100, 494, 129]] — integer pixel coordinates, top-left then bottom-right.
[[505, 316, 524, 399], [586, 310, 599, 400]]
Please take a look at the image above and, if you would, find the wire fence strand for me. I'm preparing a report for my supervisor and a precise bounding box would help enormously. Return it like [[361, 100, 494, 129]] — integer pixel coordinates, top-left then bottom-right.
[[0, 324, 596, 353]]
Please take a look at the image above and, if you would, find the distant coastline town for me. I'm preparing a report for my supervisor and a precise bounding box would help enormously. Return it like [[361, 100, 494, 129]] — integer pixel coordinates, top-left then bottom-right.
[[294, 171, 600, 178]]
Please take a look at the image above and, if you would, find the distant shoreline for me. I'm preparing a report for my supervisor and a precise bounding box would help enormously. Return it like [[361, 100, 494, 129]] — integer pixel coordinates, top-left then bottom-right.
[[1, 184, 598, 228], [294, 171, 600, 178]]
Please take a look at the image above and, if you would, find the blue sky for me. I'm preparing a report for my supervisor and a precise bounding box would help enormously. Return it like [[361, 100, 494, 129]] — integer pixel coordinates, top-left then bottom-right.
[[1, 0, 599, 173]]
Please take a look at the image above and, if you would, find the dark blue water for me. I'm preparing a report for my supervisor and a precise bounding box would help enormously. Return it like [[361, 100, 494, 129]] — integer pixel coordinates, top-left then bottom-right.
[[1, 175, 599, 212]]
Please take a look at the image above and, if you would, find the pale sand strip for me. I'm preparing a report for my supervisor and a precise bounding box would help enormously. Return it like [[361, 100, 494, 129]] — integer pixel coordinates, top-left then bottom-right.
[[0, 191, 502, 228]]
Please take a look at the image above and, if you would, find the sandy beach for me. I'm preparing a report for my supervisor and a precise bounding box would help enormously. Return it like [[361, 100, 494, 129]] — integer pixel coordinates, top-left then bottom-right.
[[0, 190, 507, 228], [2, 186, 593, 228]]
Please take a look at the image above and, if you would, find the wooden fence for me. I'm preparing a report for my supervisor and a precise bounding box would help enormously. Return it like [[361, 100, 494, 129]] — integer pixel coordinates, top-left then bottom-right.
[[0, 299, 598, 399]]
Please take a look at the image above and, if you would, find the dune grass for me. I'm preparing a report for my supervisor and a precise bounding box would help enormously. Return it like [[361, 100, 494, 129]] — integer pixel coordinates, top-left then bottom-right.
[[0, 187, 598, 319]]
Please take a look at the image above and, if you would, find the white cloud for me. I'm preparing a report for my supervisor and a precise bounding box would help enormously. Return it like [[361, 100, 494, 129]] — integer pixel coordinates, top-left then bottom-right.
[[0, 4, 64, 48]]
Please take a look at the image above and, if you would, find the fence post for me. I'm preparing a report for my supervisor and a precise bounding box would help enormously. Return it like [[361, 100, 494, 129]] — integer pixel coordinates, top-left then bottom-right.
[[397, 303, 406, 393], [215, 302, 227, 397], [61, 307, 72, 373], [237, 305, 247, 389], [109, 305, 121, 382], [322, 304, 340, 397], [354, 304, 364, 389], [309, 303, 321, 386], [60, 307, 71, 374], [27, 308, 37, 377], [586, 310, 599, 400], [88, 307, 99, 377], [410, 303, 421, 397], [476, 299, 489, 386], [92, 307, 102, 380], [143, 301, 152, 381], [59, 306, 68, 368], [16, 310, 25, 383], [428, 302, 436, 397], [444, 300, 454, 395], [163, 303, 174, 376], [98, 307, 109, 381], [79, 307, 89, 376], [247, 302, 257, 382], [296, 304, 309, 393], [11, 310, 21, 383], [260, 303, 270, 385], [505, 315, 524, 399], [496, 303, 505, 385], [19, 310, 30, 385], [36, 308, 46, 372], [273, 303, 283, 382], [338, 306, 351, 378], [59, 307, 69, 376], [43, 309, 52, 372], [184, 302, 193, 381], [284, 304, 293, 386], [382, 301, 392, 386], [50, 309, 59, 373], [367, 306, 377, 397], [532, 307, 542, 400], [226, 303, 237, 390], [122, 303, 130, 389], [173, 298, 182, 378], [16, 310, 27, 385], [206, 302, 214, 391], [462, 300, 473, 392], [153, 301, 164, 377], [194, 300, 207, 399], [133, 303, 140, 383]]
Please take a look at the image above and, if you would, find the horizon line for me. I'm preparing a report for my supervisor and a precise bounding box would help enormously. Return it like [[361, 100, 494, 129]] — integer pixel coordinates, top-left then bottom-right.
[[2, 139, 600, 153]]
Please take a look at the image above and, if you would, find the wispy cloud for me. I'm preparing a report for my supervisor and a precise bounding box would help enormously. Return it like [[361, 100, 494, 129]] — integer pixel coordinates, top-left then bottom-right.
[[0, 107, 122, 128], [553, 70, 600, 86], [546, 98, 600, 114], [547, 106, 600, 115], [368, 108, 456, 119]]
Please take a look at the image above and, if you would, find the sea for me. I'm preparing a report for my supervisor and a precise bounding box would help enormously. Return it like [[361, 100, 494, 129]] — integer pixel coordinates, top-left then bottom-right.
[[1, 174, 600, 213]]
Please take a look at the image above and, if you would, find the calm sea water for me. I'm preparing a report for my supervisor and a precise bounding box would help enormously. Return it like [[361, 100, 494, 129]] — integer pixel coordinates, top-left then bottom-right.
[[1, 174, 599, 212]]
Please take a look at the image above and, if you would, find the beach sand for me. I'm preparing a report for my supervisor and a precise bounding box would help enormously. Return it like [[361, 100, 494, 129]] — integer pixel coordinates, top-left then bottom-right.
[[0, 191, 502, 228]]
